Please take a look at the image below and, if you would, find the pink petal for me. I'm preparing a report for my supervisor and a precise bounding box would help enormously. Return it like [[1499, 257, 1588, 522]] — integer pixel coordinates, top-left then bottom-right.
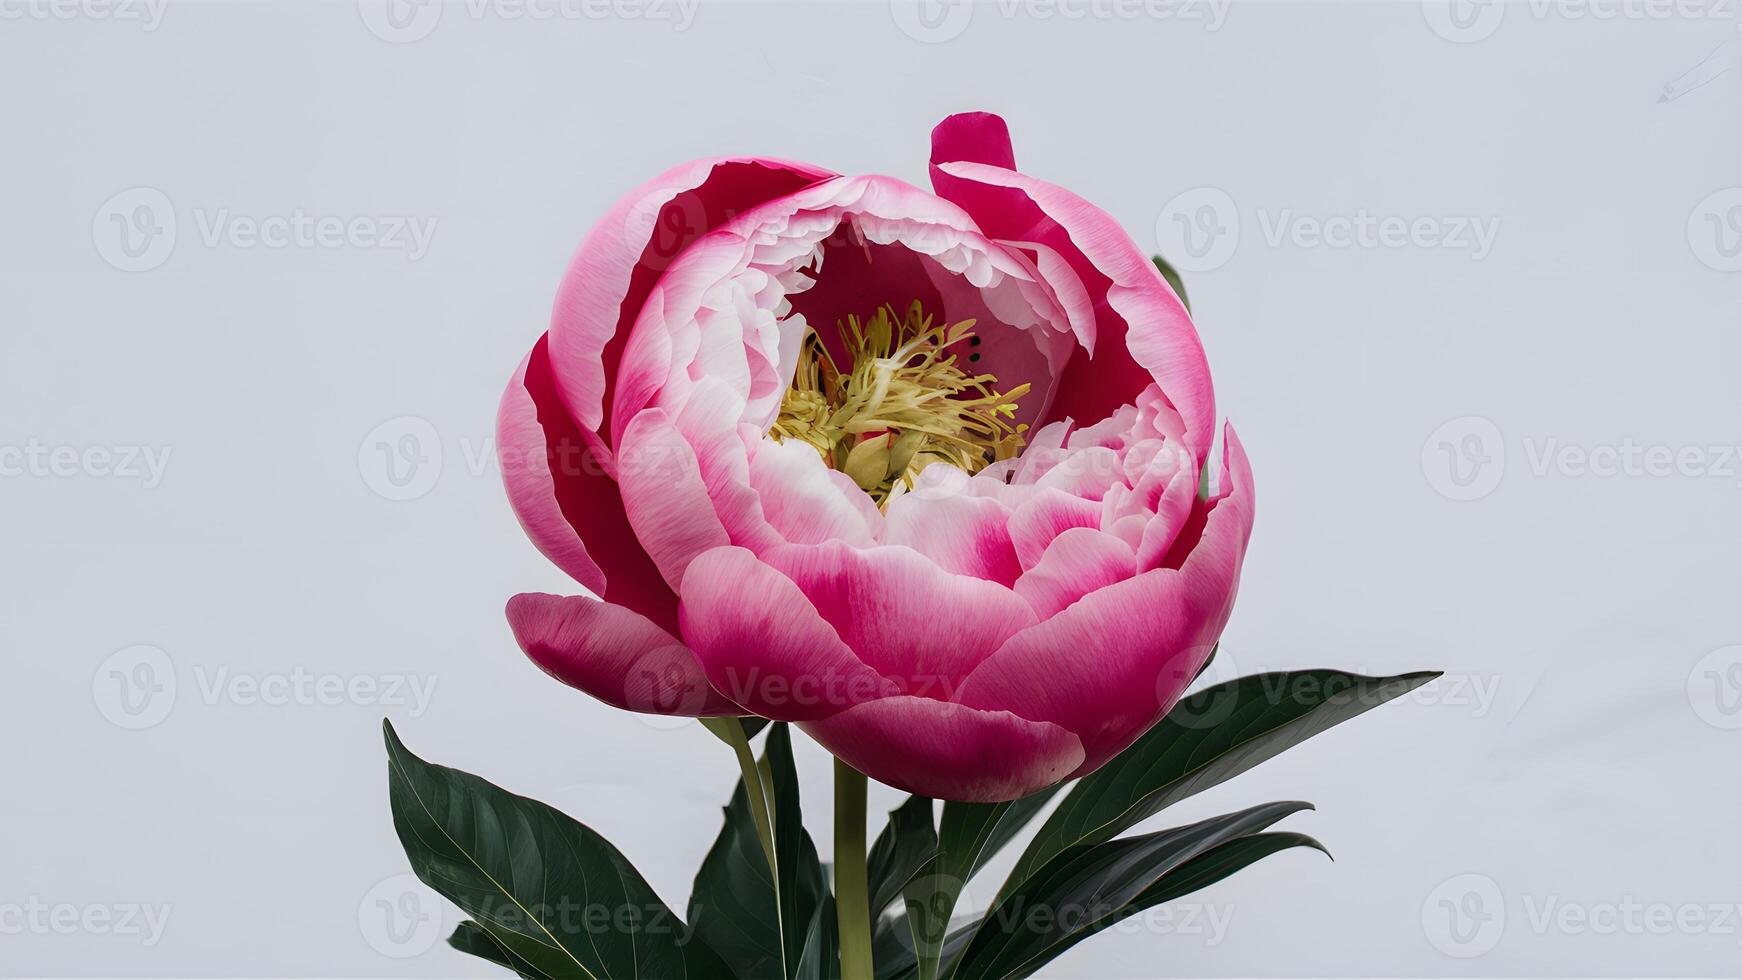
[[928, 115, 1213, 465], [506, 592, 737, 716], [1006, 487, 1103, 570], [498, 336, 679, 632], [1013, 527, 1137, 620], [547, 157, 834, 445], [882, 490, 1022, 586], [762, 541, 1037, 695], [802, 696, 1084, 802], [678, 546, 898, 721], [614, 408, 734, 591], [956, 426, 1254, 776], [749, 438, 883, 548]]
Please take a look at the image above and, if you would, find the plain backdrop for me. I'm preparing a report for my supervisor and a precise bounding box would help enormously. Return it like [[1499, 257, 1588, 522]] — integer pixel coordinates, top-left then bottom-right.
[[4, 0, 1741, 975]]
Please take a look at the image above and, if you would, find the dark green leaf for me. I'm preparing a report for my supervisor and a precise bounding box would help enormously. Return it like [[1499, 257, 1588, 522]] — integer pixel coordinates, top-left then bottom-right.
[[689, 723, 828, 980], [1006, 670, 1437, 888], [383, 721, 730, 980], [796, 895, 841, 980], [952, 801, 1312, 980], [898, 787, 1060, 980], [866, 796, 938, 922], [448, 920, 519, 973], [1151, 254, 1190, 312]]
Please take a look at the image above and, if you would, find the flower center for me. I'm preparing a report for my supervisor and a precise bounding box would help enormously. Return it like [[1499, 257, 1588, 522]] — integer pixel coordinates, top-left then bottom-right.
[[771, 301, 1030, 507]]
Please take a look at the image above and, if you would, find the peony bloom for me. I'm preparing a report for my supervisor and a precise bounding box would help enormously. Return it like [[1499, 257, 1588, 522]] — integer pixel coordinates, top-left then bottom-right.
[[500, 112, 1253, 803]]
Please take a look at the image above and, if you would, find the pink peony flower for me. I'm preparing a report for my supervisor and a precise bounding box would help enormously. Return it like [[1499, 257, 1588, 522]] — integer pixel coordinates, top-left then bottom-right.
[[500, 112, 1253, 802]]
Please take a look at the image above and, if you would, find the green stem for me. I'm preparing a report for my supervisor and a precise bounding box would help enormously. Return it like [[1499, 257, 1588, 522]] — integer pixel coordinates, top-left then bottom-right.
[[835, 758, 874, 980], [700, 717, 777, 874]]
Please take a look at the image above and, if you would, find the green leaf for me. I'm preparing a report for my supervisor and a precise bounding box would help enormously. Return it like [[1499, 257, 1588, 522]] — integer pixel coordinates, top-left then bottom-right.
[[951, 801, 1312, 980], [448, 920, 517, 972], [796, 895, 842, 980], [1005, 670, 1438, 888], [383, 721, 730, 980], [689, 723, 828, 980], [1151, 254, 1190, 312], [866, 795, 938, 922], [898, 787, 1060, 980], [875, 830, 1324, 980]]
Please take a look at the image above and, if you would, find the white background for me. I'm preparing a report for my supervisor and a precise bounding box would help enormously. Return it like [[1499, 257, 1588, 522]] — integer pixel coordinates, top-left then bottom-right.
[[4, 0, 1741, 975]]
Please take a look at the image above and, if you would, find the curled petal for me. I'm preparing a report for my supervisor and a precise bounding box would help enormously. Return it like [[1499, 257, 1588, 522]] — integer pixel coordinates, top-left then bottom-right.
[[506, 592, 737, 716], [679, 546, 899, 721], [882, 489, 1021, 586], [762, 541, 1037, 695], [929, 113, 1213, 465], [1013, 526, 1137, 620], [957, 425, 1254, 775], [548, 157, 834, 443], [802, 696, 1084, 803], [498, 336, 679, 631]]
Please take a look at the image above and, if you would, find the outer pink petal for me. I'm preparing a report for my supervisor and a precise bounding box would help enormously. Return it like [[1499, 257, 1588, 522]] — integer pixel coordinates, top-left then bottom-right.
[[928, 113, 1214, 465], [802, 696, 1084, 802], [882, 490, 1022, 586], [761, 541, 1038, 695], [679, 546, 899, 721], [498, 335, 679, 633], [506, 592, 737, 716], [1013, 526, 1137, 620], [547, 156, 834, 445], [957, 425, 1255, 776]]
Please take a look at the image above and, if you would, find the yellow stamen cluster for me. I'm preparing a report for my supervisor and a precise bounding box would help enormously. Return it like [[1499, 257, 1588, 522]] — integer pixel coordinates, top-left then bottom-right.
[[770, 301, 1030, 507]]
